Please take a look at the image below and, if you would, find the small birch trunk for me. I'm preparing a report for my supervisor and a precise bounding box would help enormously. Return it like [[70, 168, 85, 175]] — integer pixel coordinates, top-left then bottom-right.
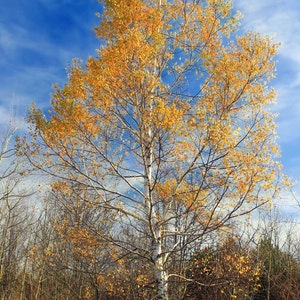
[[152, 231, 168, 300]]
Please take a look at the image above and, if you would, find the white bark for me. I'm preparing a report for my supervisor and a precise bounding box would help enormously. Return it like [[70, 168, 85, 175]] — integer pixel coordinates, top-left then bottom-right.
[[142, 80, 169, 299], [143, 128, 169, 299], [152, 229, 168, 300]]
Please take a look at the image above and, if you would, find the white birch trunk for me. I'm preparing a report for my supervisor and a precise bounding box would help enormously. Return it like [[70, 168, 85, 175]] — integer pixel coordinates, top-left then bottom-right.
[[145, 2, 168, 296], [152, 230, 168, 300], [143, 103, 169, 300]]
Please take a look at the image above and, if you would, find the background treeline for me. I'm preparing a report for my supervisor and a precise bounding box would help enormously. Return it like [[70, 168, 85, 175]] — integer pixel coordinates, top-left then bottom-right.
[[0, 133, 300, 300]]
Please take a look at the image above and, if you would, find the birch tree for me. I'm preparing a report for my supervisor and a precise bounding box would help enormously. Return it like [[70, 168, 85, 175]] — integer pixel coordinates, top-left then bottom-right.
[[19, 0, 286, 299]]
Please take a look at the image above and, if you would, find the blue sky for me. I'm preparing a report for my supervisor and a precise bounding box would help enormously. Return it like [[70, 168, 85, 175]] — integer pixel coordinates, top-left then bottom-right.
[[0, 0, 101, 118], [236, 0, 300, 218], [1, 0, 299, 218]]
